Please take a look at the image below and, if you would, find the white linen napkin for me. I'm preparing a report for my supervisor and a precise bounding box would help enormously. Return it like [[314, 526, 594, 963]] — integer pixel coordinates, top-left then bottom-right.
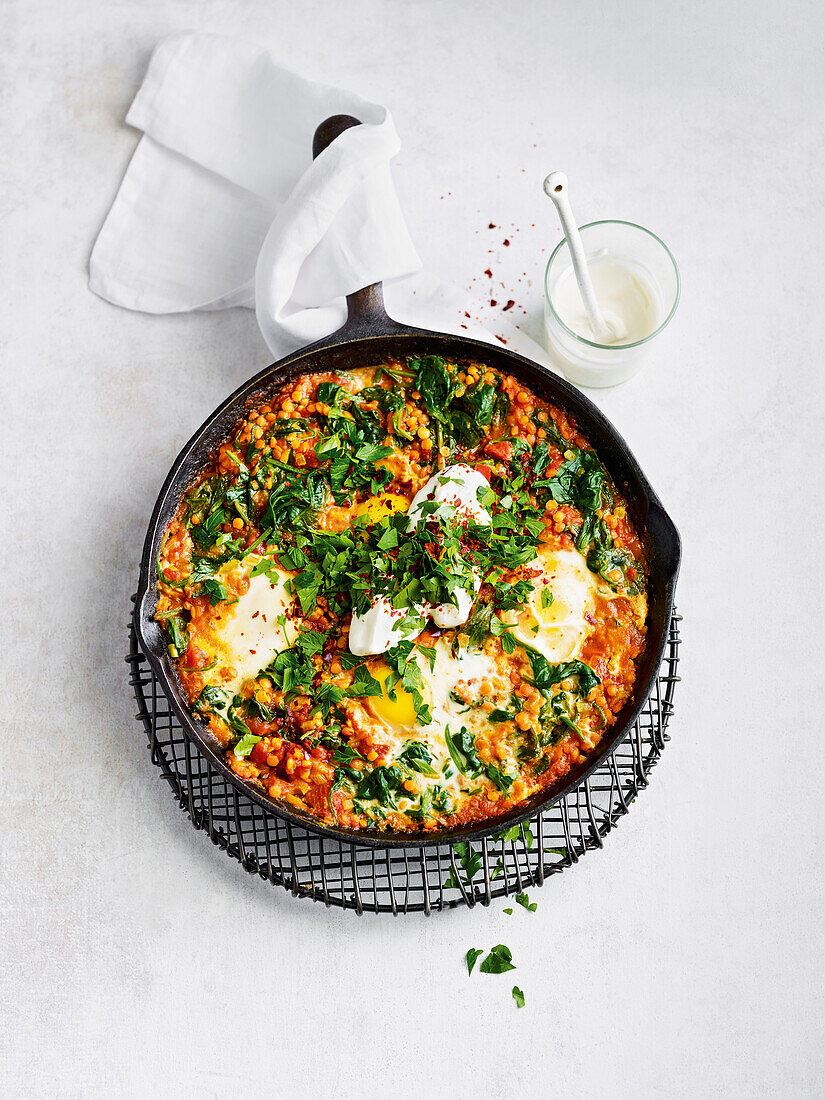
[[89, 31, 550, 365]]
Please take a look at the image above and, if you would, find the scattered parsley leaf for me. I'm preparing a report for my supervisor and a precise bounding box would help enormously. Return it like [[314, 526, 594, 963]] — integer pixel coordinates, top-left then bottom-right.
[[295, 628, 327, 656], [332, 742, 366, 764], [377, 525, 399, 550], [466, 948, 483, 975], [345, 664, 383, 699], [495, 823, 535, 849], [515, 892, 537, 913], [479, 944, 516, 975], [200, 577, 228, 606], [445, 841, 483, 889], [233, 733, 262, 758]]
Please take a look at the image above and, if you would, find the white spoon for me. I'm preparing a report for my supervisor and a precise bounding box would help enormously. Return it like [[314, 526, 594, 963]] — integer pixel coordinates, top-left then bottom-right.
[[543, 171, 615, 344]]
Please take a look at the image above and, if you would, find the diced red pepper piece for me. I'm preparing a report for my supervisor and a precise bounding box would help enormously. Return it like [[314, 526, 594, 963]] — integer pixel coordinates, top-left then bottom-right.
[[484, 440, 512, 462]]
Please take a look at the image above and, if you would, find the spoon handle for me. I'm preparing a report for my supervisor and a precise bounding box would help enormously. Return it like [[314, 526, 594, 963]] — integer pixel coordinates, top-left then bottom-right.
[[544, 172, 612, 343]]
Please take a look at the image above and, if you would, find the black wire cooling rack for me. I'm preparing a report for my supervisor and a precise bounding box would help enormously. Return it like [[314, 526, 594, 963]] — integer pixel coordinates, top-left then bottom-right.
[[127, 607, 681, 915]]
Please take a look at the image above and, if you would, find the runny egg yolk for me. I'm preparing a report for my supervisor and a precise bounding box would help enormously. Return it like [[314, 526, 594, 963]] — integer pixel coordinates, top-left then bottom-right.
[[365, 662, 424, 729], [354, 493, 409, 524]]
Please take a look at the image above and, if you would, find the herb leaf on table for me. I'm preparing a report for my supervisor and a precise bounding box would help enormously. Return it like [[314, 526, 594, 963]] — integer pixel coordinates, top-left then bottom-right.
[[466, 948, 483, 975], [479, 944, 516, 975]]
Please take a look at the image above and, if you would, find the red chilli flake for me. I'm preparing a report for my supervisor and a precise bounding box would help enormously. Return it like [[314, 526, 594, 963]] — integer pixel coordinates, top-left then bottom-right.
[[503, 300, 515, 312], [484, 268, 493, 278], [503, 239, 510, 246], [488, 222, 496, 229], [490, 299, 497, 307]]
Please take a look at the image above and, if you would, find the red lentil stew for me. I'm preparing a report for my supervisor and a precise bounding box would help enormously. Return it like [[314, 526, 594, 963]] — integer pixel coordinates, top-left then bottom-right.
[[156, 356, 647, 832]]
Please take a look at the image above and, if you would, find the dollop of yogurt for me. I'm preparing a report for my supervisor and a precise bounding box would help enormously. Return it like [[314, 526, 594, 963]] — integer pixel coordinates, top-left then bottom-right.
[[430, 577, 480, 629], [407, 464, 491, 530], [349, 465, 490, 656], [348, 596, 412, 657]]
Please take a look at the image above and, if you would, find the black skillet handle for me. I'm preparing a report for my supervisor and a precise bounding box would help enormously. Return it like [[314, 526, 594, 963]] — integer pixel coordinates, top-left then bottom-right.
[[311, 114, 411, 340]]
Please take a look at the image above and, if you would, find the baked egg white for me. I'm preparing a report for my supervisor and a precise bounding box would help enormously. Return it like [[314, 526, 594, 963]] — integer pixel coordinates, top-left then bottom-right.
[[503, 547, 606, 664], [196, 557, 296, 692]]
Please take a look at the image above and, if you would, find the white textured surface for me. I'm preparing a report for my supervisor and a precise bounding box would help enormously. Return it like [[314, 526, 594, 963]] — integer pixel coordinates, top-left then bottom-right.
[[3, 2, 824, 1097]]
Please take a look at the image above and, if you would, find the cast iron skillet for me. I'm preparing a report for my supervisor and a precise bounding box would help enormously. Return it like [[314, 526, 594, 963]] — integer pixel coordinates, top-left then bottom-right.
[[135, 114, 681, 849]]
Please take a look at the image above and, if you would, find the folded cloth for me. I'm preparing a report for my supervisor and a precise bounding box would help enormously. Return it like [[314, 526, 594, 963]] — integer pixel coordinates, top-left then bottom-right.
[[90, 31, 550, 364]]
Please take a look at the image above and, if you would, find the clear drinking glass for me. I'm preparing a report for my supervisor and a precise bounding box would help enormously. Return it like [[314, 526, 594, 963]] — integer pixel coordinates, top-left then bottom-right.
[[543, 220, 680, 388]]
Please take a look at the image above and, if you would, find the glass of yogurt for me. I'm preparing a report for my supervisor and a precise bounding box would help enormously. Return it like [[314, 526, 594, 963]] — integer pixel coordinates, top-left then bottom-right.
[[543, 220, 680, 388]]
